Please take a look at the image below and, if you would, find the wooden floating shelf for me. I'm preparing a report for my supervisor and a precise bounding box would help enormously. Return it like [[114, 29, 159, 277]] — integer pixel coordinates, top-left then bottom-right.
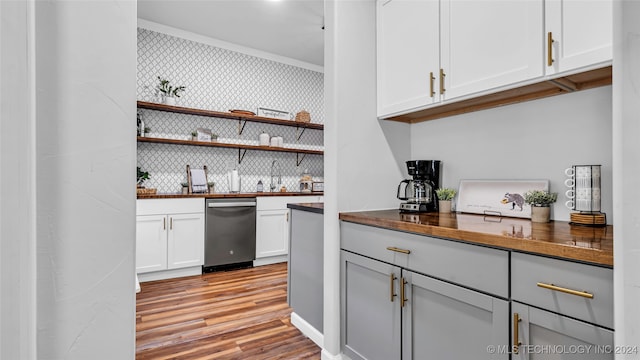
[[137, 136, 324, 155], [137, 101, 324, 130], [386, 66, 612, 124]]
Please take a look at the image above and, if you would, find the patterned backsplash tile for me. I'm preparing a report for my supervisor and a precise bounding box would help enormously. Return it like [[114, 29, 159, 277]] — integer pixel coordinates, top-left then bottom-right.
[[137, 28, 324, 193]]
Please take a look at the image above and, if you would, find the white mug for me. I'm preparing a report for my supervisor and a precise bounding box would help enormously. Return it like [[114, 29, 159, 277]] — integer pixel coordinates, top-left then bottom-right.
[[564, 178, 575, 188], [565, 200, 575, 209], [565, 189, 575, 199], [564, 167, 575, 177]]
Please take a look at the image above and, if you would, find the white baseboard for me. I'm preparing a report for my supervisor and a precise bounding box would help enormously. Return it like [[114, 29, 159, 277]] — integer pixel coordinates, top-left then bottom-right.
[[291, 312, 323, 348], [138, 266, 201, 283], [322, 349, 347, 360], [253, 255, 287, 267]]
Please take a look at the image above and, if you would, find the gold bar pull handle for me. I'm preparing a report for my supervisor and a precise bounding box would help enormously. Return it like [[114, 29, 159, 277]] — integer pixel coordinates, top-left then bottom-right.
[[163, 217, 166, 230], [429, 71, 435, 97], [390, 273, 397, 302], [400, 277, 407, 308], [439, 68, 446, 94], [170, 217, 173, 230], [386, 246, 411, 254], [547, 32, 555, 66], [513, 313, 522, 354], [537, 282, 594, 299]]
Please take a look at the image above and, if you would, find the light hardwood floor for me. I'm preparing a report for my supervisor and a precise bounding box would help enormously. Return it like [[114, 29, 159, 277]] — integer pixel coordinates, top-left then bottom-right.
[[136, 263, 321, 360]]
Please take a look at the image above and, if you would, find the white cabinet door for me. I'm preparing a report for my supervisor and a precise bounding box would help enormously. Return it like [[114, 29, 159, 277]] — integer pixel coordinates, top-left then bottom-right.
[[377, 0, 441, 117], [341, 251, 401, 360], [136, 215, 168, 274], [545, 0, 612, 76], [256, 209, 290, 258], [167, 213, 204, 269], [512, 302, 614, 360], [403, 270, 509, 360], [440, 0, 543, 100]]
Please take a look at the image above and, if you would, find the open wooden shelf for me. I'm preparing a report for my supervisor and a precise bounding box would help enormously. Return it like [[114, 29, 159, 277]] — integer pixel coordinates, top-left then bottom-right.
[[137, 136, 323, 155], [137, 101, 324, 130], [386, 66, 612, 123]]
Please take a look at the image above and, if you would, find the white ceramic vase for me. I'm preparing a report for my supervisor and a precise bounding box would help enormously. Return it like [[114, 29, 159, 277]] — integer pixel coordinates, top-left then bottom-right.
[[163, 95, 176, 106]]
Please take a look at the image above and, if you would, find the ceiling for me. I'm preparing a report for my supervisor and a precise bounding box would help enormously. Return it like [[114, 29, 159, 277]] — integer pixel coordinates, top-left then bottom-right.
[[137, 0, 325, 67]]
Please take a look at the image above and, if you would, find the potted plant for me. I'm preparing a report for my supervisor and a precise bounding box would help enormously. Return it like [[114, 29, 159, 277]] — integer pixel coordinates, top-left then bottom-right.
[[157, 76, 185, 106], [524, 189, 558, 223], [208, 182, 215, 194], [181, 182, 189, 194], [137, 166, 150, 188], [435, 188, 457, 213], [211, 133, 218, 142], [191, 131, 198, 141]]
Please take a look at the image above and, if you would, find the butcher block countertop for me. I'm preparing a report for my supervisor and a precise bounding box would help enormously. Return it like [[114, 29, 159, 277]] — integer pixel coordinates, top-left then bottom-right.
[[137, 192, 323, 199], [287, 202, 324, 214], [339, 210, 613, 267]]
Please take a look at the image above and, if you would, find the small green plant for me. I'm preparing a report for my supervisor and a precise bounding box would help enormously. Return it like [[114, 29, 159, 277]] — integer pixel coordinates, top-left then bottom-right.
[[157, 76, 186, 98], [137, 167, 150, 186], [436, 188, 457, 201], [191, 131, 197, 137], [524, 189, 558, 207]]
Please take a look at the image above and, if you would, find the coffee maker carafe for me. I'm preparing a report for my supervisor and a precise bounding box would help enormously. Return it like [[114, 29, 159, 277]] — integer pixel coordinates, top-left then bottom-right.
[[397, 160, 441, 212]]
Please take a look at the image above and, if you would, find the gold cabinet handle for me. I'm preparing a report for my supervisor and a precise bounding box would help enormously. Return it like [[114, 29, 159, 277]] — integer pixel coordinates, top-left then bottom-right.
[[390, 273, 397, 302], [386, 246, 410, 254], [537, 282, 594, 299], [439, 68, 446, 94], [170, 217, 173, 230], [163, 217, 166, 230], [400, 277, 407, 308], [513, 313, 522, 354], [547, 32, 554, 66], [429, 71, 435, 97]]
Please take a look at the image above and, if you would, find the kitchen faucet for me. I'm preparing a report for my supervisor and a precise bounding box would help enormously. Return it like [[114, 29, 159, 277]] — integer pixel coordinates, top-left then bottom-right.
[[270, 160, 281, 192]]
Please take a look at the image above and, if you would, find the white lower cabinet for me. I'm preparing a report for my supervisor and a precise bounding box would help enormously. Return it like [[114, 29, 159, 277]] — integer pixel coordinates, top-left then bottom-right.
[[136, 198, 204, 280], [512, 302, 614, 360], [255, 195, 323, 265]]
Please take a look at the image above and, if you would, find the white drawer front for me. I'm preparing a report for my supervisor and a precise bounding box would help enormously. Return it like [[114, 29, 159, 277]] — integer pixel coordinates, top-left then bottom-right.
[[341, 222, 509, 298], [137, 198, 204, 215], [511, 252, 613, 329], [257, 195, 323, 210]]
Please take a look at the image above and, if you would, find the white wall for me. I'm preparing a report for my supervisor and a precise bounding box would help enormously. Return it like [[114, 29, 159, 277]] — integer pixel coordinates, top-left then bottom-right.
[[323, 0, 410, 358], [613, 1, 640, 357], [34, 1, 137, 358], [410, 86, 613, 222]]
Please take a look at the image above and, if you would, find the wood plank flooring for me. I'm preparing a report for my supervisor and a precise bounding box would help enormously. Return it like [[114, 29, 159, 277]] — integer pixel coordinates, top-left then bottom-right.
[[136, 263, 321, 360]]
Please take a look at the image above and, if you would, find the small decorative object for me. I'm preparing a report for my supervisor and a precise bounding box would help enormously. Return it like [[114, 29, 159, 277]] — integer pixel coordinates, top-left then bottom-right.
[[299, 169, 313, 193], [435, 188, 457, 213], [257, 107, 292, 120], [295, 110, 311, 123], [259, 131, 270, 146], [564, 165, 606, 227], [270, 136, 278, 147], [207, 182, 215, 194], [136, 167, 156, 195], [312, 182, 324, 192], [181, 182, 189, 195], [157, 76, 185, 106], [210, 133, 218, 142], [191, 131, 197, 141], [457, 180, 549, 219], [229, 109, 256, 116], [524, 189, 558, 223], [257, 180, 264, 193], [196, 128, 212, 142]]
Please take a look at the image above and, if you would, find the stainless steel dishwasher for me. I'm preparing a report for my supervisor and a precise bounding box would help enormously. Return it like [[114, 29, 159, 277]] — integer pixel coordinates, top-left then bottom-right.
[[204, 198, 256, 272]]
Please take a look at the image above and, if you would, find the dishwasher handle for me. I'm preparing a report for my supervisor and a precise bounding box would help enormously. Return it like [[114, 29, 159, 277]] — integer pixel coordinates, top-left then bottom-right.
[[208, 201, 256, 208]]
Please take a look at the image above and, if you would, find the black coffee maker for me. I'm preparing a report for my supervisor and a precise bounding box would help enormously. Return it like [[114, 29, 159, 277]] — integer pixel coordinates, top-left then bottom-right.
[[397, 160, 441, 212]]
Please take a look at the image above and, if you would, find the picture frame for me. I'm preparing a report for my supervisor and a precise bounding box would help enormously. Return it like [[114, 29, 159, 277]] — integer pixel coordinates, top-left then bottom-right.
[[456, 179, 549, 219], [196, 128, 212, 142]]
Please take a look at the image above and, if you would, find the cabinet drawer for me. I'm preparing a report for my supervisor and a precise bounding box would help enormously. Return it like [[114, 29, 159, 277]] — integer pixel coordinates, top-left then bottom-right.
[[257, 195, 323, 211], [137, 198, 204, 215], [511, 252, 613, 329], [341, 222, 509, 298]]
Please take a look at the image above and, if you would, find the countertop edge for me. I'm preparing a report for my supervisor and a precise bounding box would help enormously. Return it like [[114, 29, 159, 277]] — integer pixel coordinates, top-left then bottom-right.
[[339, 211, 613, 267], [288, 203, 324, 214]]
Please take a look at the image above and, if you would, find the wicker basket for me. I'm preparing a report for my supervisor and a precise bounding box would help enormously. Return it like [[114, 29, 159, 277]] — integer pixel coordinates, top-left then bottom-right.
[[295, 110, 310, 123], [136, 187, 157, 195]]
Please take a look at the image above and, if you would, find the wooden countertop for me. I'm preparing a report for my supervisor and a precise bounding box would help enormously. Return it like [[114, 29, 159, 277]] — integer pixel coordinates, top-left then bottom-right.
[[288, 202, 324, 214], [137, 192, 323, 199], [339, 210, 613, 267]]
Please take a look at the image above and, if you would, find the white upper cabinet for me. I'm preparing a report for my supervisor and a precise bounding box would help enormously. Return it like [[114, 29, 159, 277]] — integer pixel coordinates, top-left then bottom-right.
[[440, 0, 544, 100], [377, 0, 440, 118], [545, 0, 612, 76]]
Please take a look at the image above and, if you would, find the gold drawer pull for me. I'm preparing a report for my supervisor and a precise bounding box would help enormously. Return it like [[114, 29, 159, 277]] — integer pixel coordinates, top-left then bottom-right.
[[537, 282, 594, 299], [513, 313, 522, 354], [390, 273, 397, 302], [439, 68, 446, 94], [547, 32, 555, 66], [429, 71, 435, 97], [386, 246, 410, 254], [400, 277, 407, 308]]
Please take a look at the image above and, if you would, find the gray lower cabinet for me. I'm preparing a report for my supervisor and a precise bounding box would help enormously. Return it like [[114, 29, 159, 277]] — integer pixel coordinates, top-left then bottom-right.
[[341, 250, 509, 360], [404, 271, 509, 360], [341, 251, 401, 360], [512, 302, 614, 360]]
